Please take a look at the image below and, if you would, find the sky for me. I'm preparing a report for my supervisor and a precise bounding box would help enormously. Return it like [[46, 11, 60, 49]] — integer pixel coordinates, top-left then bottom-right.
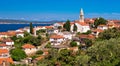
[[0, 0, 120, 21]]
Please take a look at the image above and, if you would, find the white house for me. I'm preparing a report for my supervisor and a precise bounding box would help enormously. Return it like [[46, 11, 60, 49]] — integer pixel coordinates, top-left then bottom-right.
[[36, 26, 46, 30], [23, 27, 30, 33], [16, 32, 24, 37], [97, 25, 108, 30], [0, 32, 8, 38], [50, 35, 64, 45], [22, 44, 37, 55], [58, 31, 73, 40], [0, 44, 8, 49], [0, 49, 10, 58], [2, 39, 14, 46], [75, 22, 90, 33]]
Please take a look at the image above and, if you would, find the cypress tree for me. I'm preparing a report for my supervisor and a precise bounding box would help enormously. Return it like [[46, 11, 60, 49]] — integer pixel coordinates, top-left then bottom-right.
[[30, 22, 33, 34], [73, 24, 77, 32]]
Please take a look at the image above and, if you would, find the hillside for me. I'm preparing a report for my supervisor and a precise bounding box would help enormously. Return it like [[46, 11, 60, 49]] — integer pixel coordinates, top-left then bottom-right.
[[0, 19, 62, 24]]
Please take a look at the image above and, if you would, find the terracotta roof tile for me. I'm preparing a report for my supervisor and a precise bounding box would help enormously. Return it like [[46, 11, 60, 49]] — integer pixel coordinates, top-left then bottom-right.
[[45, 26, 53, 29], [98, 24, 107, 26], [70, 22, 75, 25], [22, 44, 35, 49], [92, 29, 104, 32], [0, 44, 7, 47], [79, 34, 95, 39], [76, 22, 89, 26], [0, 49, 9, 54], [50, 35, 64, 39], [1, 39, 13, 42], [0, 57, 13, 64]]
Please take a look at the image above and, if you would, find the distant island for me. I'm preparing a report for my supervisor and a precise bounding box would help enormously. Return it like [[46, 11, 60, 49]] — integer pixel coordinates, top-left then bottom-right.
[[0, 19, 63, 24]]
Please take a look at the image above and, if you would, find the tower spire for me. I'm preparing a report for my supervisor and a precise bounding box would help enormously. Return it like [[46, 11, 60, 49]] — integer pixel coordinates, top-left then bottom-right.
[[79, 8, 84, 22]]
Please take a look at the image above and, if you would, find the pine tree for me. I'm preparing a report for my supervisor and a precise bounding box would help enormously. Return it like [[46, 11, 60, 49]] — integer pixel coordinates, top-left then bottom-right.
[[63, 20, 71, 31]]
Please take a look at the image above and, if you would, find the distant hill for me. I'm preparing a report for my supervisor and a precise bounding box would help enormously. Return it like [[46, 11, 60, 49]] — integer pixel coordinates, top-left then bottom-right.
[[0, 19, 64, 24]]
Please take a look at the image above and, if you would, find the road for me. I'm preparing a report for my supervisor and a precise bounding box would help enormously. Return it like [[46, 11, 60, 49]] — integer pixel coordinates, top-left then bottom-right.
[[37, 41, 49, 50]]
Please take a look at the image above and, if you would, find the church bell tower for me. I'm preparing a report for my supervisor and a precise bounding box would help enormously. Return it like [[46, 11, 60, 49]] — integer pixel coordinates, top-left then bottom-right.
[[79, 8, 84, 22]]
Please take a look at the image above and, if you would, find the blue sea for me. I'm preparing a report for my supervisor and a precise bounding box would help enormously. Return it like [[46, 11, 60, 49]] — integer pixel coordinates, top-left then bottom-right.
[[0, 24, 51, 32]]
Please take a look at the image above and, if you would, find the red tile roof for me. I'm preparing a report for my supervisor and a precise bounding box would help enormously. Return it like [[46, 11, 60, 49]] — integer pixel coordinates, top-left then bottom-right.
[[50, 35, 64, 39], [92, 29, 104, 32], [0, 57, 13, 64], [70, 22, 75, 25], [98, 24, 107, 27], [45, 26, 53, 29], [0, 49, 9, 54], [16, 32, 24, 34], [76, 22, 89, 26], [1, 39, 13, 42], [22, 44, 35, 49], [0, 32, 8, 35], [0, 44, 7, 47], [79, 34, 95, 39]]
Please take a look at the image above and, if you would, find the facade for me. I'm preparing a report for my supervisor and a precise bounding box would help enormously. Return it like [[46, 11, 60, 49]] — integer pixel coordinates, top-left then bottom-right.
[[97, 25, 108, 30], [16, 32, 24, 37], [50, 35, 64, 45], [0, 57, 13, 66], [0, 49, 10, 58], [58, 31, 73, 40], [75, 22, 90, 33], [3, 39, 14, 46], [22, 44, 37, 55], [0, 44, 8, 49], [0, 32, 8, 38]]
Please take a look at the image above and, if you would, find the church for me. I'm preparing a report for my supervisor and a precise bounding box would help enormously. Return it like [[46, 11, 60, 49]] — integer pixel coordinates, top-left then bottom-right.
[[71, 8, 90, 33]]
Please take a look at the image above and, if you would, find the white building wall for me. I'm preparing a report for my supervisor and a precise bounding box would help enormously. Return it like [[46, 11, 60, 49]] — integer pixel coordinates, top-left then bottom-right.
[[16, 34, 24, 37], [97, 26, 108, 30], [24, 48, 37, 55], [75, 23, 90, 33], [70, 24, 74, 32], [6, 42, 14, 46], [50, 38, 64, 45]]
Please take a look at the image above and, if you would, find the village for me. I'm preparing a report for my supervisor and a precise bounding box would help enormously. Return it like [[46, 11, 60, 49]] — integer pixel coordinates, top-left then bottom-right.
[[0, 9, 120, 66]]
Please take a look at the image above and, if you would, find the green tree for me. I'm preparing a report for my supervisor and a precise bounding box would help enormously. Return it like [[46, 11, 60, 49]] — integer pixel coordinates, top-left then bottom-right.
[[37, 29, 46, 34], [63, 20, 71, 31], [45, 42, 51, 48], [73, 24, 77, 32], [75, 55, 91, 66], [84, 39, 92, 47], [70, 41, 77, 47], [98, 28, 120, 40], [36, 50, 43, 55], [82, 30, 92, 35], [10, 49, 27, 61], [11, 36, 17, 41], [94, 17, 107, 28], [30, 22, 33, 34], [24, 31, 30, 37], [87, 38, 120, 66]]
